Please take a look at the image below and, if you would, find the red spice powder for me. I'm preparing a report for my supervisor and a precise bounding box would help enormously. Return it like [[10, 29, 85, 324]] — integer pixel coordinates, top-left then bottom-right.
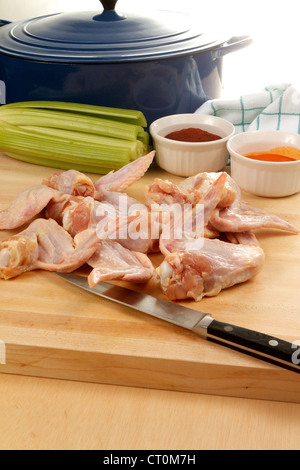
[[165, 127, 222, 143]]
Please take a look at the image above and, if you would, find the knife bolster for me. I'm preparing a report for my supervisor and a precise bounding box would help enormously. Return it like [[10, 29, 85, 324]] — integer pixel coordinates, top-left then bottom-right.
[[192, 315, 214, 338]]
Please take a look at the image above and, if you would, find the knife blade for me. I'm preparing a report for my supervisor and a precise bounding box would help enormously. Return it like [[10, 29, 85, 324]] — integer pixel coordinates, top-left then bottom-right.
[[56, 272, 300, 374]]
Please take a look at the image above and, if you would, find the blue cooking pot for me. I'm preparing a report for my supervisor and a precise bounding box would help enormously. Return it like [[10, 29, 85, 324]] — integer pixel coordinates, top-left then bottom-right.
[[0, 0, 252, 126]]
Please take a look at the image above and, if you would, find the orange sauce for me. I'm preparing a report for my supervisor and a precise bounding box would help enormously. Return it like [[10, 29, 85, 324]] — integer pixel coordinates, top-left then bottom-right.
[[244, 152, 294, 162], [244, 146, 300, 162]]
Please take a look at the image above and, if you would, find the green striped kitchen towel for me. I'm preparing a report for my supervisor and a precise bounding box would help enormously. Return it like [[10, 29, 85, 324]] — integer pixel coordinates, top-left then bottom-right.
[[195, 83, 300, 134]]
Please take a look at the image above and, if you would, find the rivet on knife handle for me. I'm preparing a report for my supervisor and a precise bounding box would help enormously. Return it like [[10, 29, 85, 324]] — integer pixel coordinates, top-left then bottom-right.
[[193, 317, 300, 373]]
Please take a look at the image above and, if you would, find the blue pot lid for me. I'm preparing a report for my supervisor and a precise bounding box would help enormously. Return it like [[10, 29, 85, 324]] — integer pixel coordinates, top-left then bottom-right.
[[0, 0, 228, 63]]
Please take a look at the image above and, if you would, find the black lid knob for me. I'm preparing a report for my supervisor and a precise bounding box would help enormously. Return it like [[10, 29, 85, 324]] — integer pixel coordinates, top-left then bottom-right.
[[100, 0, 118, 10]]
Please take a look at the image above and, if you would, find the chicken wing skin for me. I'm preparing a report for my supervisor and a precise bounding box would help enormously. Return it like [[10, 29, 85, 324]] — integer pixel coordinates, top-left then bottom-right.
[[0, 185, 61, 230], [0, 218, 101, 279], [94, 151, 155, 196], [157, 238, 265, 301], [210, 204, 299, 233], [87, 239, 155, 288], [42, 169, 95, 198]]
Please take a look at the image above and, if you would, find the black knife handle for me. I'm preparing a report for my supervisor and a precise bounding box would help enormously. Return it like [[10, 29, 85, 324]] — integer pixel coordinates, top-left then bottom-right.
[[206, 319, 300, 373]]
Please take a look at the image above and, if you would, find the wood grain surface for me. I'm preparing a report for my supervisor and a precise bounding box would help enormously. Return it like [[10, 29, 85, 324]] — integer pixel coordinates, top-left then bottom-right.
[[2, 373, 300, 450], [1, 153, 300, 403]]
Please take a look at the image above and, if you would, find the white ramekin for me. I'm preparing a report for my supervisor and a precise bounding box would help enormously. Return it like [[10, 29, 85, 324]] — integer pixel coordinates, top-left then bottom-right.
[[227, 130, 300, 198], [149, 114, 235, 177]]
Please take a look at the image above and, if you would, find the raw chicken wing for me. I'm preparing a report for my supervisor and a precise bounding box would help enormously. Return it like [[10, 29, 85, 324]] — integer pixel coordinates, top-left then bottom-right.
[[0, 218, 101, 279], [87, 239, 155, 288], [42, 169, 95, 198], [145, 171, 238, 208], [0, 185, 61, 230], [94, 151, 155, 196], [157, 238, 265, 301], [210, 203, 299, 233]]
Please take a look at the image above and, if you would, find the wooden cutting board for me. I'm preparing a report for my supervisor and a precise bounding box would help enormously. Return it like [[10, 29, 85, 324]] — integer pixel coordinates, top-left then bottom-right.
[[1, 153, 300, 403]]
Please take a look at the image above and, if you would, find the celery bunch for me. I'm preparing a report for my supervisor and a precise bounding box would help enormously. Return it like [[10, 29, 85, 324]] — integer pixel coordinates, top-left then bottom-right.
[[0, 101, 150, 174]]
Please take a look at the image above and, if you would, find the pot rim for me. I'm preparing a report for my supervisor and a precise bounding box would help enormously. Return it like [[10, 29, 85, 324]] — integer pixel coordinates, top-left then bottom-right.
[[0, 6, 231, 63]]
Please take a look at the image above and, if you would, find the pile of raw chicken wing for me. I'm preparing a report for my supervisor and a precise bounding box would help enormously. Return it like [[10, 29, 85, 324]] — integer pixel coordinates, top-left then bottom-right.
[[0, 151, 298, 301]]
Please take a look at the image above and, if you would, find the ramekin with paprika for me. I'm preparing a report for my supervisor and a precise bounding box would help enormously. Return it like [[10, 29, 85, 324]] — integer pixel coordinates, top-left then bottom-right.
[[150, 113, 235, 177]]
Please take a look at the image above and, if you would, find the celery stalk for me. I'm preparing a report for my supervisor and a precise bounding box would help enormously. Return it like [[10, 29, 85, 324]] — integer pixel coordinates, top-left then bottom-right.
[[2, 101, 147, 127], [0, 121, 133, 169], [4, 151, 120, 174], [0, 107, 145, 142], [0, 101, 150, 174], [20, 125, 147, 158]]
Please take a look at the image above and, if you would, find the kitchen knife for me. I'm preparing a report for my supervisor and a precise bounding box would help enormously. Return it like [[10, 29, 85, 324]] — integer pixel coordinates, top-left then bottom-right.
[[56, 272, 300, 374]]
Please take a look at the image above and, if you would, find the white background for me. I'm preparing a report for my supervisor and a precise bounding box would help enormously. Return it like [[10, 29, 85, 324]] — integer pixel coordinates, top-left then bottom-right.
[[1, 0, 300, 97]]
